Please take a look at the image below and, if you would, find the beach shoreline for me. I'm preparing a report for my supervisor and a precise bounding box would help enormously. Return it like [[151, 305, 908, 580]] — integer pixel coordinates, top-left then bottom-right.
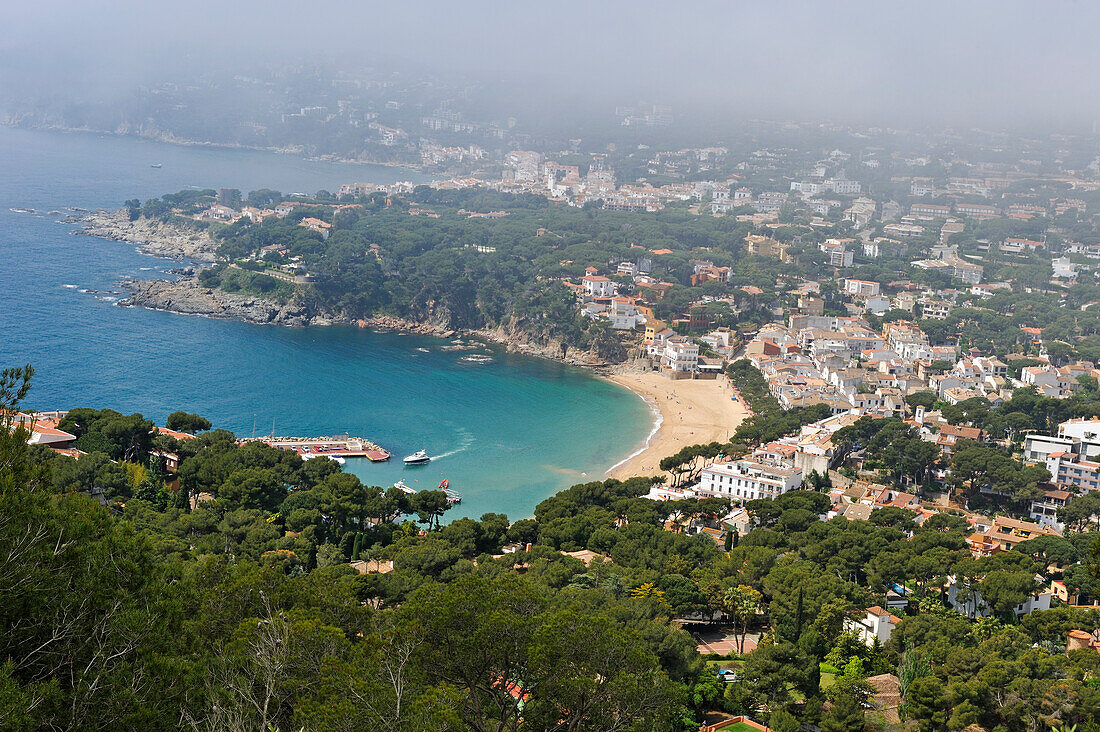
[[604, 372, 749, 480]]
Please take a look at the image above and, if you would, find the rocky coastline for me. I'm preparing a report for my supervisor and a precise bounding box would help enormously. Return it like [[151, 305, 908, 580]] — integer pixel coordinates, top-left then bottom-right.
[[76, 208, 619, 369], [119, 277, 342, 328], [72, 209, 219, 262], [118, 277, 615, 368]]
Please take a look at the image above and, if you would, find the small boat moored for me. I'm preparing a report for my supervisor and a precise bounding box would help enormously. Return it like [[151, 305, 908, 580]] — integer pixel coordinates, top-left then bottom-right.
[[393, 480, 417, 495], [438, 479, 461, 504], [403, 449, 431, 465]]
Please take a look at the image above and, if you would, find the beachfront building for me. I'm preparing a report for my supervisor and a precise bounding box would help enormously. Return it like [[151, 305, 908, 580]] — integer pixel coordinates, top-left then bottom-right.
[[662, 337, 700, 374], [696, 459, 803, 502]]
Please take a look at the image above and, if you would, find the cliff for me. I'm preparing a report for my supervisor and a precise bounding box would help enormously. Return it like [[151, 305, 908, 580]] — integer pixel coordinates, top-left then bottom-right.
[[119, 278, 611, 368]]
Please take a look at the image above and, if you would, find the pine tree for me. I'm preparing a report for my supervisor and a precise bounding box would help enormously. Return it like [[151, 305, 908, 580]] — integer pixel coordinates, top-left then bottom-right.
[[793, 586, 805, 641], [821, 693, 864, 732]]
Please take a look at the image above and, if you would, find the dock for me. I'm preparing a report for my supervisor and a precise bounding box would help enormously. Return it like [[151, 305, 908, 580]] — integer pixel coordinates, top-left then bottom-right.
[[242, 434, 391, 462]]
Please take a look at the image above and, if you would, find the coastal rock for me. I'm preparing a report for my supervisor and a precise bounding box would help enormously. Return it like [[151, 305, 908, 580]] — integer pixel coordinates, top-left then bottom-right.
[[120, 277, 345, 327], [75, 209, 219, 262]]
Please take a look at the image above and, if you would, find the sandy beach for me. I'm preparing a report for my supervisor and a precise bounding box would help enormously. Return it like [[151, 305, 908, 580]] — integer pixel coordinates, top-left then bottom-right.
[[605, 372, 750, 480]]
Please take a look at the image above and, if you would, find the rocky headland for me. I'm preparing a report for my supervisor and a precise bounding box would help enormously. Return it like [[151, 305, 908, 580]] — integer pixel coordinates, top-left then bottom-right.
[[120, 277, 340, 327], [119, 277, 612, 367], [73, 209, 219, 262], [76, 208, 617, 368]]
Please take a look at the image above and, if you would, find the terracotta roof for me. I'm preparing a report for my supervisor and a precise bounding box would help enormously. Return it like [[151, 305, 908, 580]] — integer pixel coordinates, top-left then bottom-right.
[[866, 606, 901, 622], [156, 426, 197, 441]]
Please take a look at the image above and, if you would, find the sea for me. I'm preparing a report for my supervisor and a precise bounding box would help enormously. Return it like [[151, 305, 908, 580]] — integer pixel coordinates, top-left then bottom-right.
[[0, 126, 652, 521]]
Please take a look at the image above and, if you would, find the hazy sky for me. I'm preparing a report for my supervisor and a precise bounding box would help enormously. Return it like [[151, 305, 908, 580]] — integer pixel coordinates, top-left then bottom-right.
[[3, 0, 1100, 130]]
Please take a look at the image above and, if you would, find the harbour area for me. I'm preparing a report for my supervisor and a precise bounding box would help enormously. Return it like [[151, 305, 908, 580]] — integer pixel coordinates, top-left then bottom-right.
[[241, 434, 391, 462]]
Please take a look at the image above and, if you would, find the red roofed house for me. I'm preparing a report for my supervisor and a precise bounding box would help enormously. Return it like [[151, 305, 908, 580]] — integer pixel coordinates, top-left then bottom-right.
[[28, 422, 77, 450], [937, 424, 989, 455], [845, 606, 900, 645], [299, 217, 333, 236], [156, 426, 198, 441]]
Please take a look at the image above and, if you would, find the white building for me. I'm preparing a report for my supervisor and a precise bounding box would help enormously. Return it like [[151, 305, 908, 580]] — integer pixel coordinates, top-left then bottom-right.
[[1053, 257, 1078, 279], [663, 337, 699, 372], [822, 244, 854, 268], [608, 297, 645, 330], [844, 606, 900, 645], [910, 180, 935, 197], [946, 575, 1052, 619], [1029, 489, 1070, 531], [581, 275, 617, 298], [844, 197, 876, 229], [696, 460, 803, 501], [1045, 452, 1100, 493], [824, 178, 862, 195], [844, 279, 881, 297], [1056, 418, 1100, 458], [1023, 432, 1079, 463], [863, 296, 891, 315], [790, 181, 823, 196]]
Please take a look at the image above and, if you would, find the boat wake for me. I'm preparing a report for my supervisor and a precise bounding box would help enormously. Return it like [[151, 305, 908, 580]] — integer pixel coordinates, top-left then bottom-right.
[[430, 429, 475, 461]]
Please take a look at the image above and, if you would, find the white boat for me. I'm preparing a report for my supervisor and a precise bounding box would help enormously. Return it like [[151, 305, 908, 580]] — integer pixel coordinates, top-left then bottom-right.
[[403, 449, 430, 465], [393, 480, 417, 495]]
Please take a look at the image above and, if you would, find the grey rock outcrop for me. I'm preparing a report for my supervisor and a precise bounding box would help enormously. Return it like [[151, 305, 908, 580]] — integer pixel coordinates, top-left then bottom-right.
[[75, 210, 219, 262], [120, 277, 340, 327]]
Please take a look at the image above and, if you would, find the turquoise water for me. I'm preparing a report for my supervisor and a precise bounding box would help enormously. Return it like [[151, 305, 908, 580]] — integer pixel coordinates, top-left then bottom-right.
[[0, 127, 651, 520]]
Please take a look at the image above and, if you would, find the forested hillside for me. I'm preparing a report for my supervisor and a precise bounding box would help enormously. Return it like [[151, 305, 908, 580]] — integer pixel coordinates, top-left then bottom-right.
[[3, 364, 1100, 730]]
